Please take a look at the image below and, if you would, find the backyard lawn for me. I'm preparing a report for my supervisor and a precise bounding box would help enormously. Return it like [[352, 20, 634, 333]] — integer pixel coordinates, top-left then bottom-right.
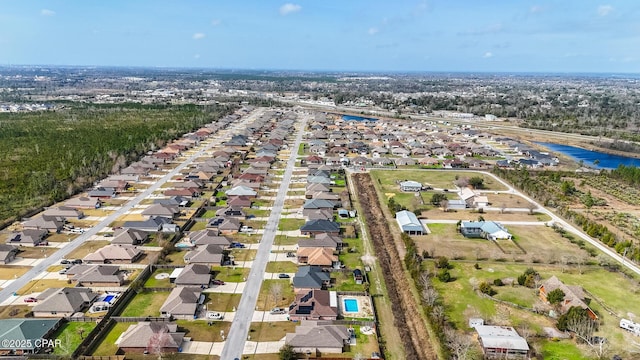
[[248, 321, 298, 341], [278, 218, 306, 231], [92, 322, 131, 356], [164, 250, 188, 265], [175, 320, 231, 342], [119, 291, 169, 317], [265, 261, 298, 274], [212, 266, 250, 282], [144, 269, 174, 288], [205, 293, 242, 312], [52, 321, 97, 355]]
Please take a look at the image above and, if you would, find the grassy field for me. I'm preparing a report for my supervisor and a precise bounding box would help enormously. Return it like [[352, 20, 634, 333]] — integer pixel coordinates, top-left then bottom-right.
[[212, 266, 250, 282], [540, 340, 591, 360], [278, 218, 305, 231], [52, 321, 97, 355], [418, 208, 551, 222], [205, 293, 242, 312], [248, 321, 298, 341], [231, 249, 257, 262], [370, 169, 508, 191], [16, 246, 59, 259], [273, 235, 300, 245], [119, 291, 169, 317], [489, 193, 535, 208], [265, 261, 298, 274], [64, 241, 111, 260], [92, 322, 131, 356], [0, 265, 31, 279], [175, 320, 231, 342], [164, 250, 188, 265], [257, 279, 294, 310], [144, 269, 174, 288], [0, 305, 32, 319]]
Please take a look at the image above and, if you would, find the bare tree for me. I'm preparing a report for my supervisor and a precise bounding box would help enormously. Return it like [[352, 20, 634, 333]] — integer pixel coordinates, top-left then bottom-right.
[[568, 317, 609, 360], [527, 202, 537, 215], [445, 327, 475, 360], [500, 203, 507, 214], [270, 281, 283, 307], [148, 328, 172, 360], [441, 199, 449, 213]]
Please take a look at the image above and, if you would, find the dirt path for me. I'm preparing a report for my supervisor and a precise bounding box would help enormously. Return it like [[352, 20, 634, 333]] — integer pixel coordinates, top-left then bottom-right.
[[353, 173, 437, 360]]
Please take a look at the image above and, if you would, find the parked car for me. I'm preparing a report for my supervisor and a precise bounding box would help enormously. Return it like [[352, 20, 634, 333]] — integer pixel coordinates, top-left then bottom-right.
[[58, 269, 68, 275], [103, 233, 113, 238], [270, 307, 286, 314], [23, 297, 37, 303], [60, 260, 70, 265], [278, 274, 290, 279], [207, 312, 224, 320], [230, 242, 245, 249], [212, 279, 225, 285], [239, 226, 253, 233], [286, 252, 295, 257], [72, 259, 83, 265]]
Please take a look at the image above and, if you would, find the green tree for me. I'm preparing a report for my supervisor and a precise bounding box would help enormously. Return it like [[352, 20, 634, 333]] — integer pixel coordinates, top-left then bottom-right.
[[479, 281, 496, 296], [437, 269, 451, 283], [430, 193, 448, 206], [469, 176, 485, 189], [435, 256, 450, 269], [279, 344, 299, 360], [547, 288, 566, 305], [561, 180, 576, 196]]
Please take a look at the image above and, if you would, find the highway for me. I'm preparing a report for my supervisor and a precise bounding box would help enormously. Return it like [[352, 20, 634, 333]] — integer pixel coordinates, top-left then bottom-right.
[[220, 112, 308, 360], [0, 110, 261, 304]]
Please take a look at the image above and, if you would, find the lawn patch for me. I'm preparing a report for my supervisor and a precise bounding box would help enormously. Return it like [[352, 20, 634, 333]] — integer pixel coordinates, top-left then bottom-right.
[[257, 279, 294, 311], [52, 321, 97, 355], [119, 291, 169, 317], [265, 261, 298, 274], [248, 322, 298, 341]]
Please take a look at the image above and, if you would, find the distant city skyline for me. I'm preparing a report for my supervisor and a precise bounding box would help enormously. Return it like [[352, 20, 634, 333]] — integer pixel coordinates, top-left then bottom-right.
[[1, 1, 639, 73]]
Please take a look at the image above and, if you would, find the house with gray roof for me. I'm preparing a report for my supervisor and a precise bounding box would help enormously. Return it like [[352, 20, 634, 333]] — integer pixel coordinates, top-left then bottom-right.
[[123, 216, 178, 233], [174, 264, 211, 287], [111, 228, 149, 245], [71, 265, 124, 287], [22, 215, 65, 233], [300, 220, 340, 235], [160, 287, 203, 320], [118, 322, 185, 354], [6, 229, 48, 247], [43, 206, 84, 219], [188, 230, 232, 247], [293, 266, 332, 291], [141, 204, 180, 218], [225, 185, 257, 197], [475, 325, 529, 359], [33, 288, 98, 318], [460, 221, 512, 240], [184, 244, 225, 265], [0, 244, 18, 264], [65, 196, 102, 209], [83, 244, 143, 264], [0, 319, 61, 354], [395, 210, 424, 235], [88, 187, 116, 198], [285, 320, 350, 354]]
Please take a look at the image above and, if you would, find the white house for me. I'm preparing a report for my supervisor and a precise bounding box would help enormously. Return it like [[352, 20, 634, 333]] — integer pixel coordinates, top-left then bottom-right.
[[399, 180, 422, 192], [395, 210, 425, 235]]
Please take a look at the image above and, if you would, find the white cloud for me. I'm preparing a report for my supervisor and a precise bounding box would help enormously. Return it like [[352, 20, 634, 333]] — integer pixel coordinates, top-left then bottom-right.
[[194, 54, 201, 59], [41, 9, 56, 16], [483, 52, 493, 58], [368, 27, 379, 36], [192, 33, 206, 40], [211, 19, 221, 26], [597, 5, 613, 16], [279, 3, 301, 16]]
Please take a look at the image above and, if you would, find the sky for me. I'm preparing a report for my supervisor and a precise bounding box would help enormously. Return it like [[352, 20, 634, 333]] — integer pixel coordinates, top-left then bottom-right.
[[1, 1, 639, 73]]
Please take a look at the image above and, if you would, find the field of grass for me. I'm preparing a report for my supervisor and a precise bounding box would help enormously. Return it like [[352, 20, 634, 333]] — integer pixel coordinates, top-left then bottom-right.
[[212, 266, 250, 282], [370, 169, 508, 191], [248, 321, 298, 341], [540, 340, 590, 360], [205, 293, 242, 312], [52, 321, 97, 355], [63, 241, 111, 260], [231, 249, 257, 262], [265, 261, 298, 274], [144, 269, 174, 288], [273, 235, 300, 245], [189, 221, 207, 231], [92, 322, 131, 356], [119, 291, 169, 317], [16, 246, 59, 259], [0, 265, 31, 279], [175, 320, 231, 342], [278, 218, 305, 231], [164, 250, 188, 265], [257, 279, 294, 310], [0, 305, 32, 319]]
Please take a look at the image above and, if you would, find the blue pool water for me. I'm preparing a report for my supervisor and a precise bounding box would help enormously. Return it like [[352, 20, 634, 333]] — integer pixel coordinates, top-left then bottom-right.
[[175, 243, 192, 248], [103, 295, 115, 303], [342, 114, 378, 122], [343, 298, 359, 312], [536, 142, 640, 169]]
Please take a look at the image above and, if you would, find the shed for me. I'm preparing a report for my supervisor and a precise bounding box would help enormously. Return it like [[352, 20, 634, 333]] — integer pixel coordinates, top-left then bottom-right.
[[395, 210, 424, 235]]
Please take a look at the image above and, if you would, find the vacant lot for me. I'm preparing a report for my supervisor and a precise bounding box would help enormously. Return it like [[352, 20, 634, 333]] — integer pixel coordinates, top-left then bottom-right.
[[419, 208, 550, 222], [176, 320, 231, 342], [257, 279, 294, 310], [370, 169, 508, 191], [265, 261, 298, 274], [248, 321, 298, 341], [488, 193, 535, 209], [212, 266, 250, 282], [17, 279, 71, 295], [278, 218, 305, 231], [231, 249, 257, 262], [0, 305, 32, 319], [16, 246, 59, 259], [52, 321, 97, 355], [205, 293, 241, 312], [92, 322, 131, 356], [64, 241, 111, 260]]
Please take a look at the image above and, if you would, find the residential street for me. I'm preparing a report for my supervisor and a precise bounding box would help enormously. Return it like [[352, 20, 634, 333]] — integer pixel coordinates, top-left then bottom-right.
[[220, 112, 308, 359]]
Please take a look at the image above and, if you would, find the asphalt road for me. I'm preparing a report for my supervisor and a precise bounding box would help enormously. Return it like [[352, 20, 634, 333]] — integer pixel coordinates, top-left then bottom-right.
[[220, 112, 308, 360], [0, 110, 261, 304]]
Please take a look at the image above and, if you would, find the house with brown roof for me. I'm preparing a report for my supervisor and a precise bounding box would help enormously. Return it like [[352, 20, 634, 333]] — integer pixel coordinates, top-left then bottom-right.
[[174, 264, 211, 287], [117, 322, 185, 354], [289, 290, 338, 321], [539, 276, 598, 320], [83, 244, 143, 264], [22, 216, 65, 233], [6, 229, 48, 247], [160, 287, 203, 320], [33, 288, 97, 318], [188, 230, 232, 247], [70, 265, 124, 287], [0, 244, 19, 264], [111, 229, 149, 245], [285, 320, 349, 354], [297, 247, 339, 268], [184, 244, 225, 265], [43, 206, 85, 219], [65, 196, 102, 209]]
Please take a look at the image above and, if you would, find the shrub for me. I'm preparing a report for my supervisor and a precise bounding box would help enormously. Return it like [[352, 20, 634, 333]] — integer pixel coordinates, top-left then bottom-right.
[[437, 269, 451, 283], [435, 256, 450, 269], [479, 282, 496, 296], [493, 278, 504, 286]]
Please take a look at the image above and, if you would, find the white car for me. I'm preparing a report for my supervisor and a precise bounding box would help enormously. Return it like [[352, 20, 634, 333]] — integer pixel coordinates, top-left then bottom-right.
[[207, 312, 224, 320]]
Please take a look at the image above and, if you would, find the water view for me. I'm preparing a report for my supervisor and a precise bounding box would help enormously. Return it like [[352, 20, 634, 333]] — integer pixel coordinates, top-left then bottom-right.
[[537, 142, 640, 169], [341, 114, 378, 122]]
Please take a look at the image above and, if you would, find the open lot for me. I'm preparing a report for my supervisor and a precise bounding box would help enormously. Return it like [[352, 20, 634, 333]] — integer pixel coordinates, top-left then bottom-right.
[[418, 208, 551, 222], [119, 291, 169, 317], [205, 293, 241, 312], [248, 321, 298, 342], [265, 261, 298, 274], [0, 265, 32, 279], [231, 249, 257, 262], [212, 266, 250, 282], [175, 320, 231, 342], [370, 169, 509, 191], [52, 321, 98, 355], [16, 246, 60, 259], [256, 279, 294, 311], [17, 279, 72, 295]]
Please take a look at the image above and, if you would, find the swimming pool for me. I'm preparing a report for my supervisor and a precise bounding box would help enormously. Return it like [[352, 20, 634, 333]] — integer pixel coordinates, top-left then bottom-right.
[[103, 294, 115, 303], [343, 298, 359, 313]]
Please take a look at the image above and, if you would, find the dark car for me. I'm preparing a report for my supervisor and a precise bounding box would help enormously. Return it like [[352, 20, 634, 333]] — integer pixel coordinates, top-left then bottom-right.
[[23, 297, 37, 303], [212, 279, 225, 285], [278, 274, 290, 279], [60, 259, 70, 265], [72, 259, 83, 265], [230, 242, 245, 248]]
